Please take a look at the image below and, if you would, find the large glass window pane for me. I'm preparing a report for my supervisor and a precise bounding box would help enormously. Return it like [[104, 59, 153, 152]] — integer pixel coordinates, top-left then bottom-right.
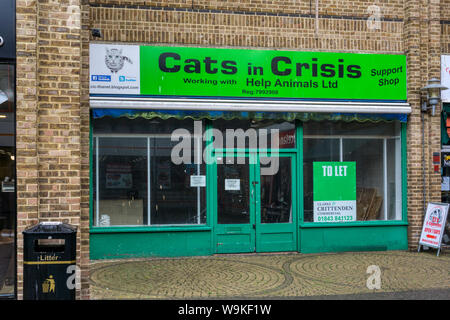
[[303, 121, 402, 223], [0, 64, 15, 296], [343, 139, 384, 221], [387, 138, 402, 220], [94, 117, 200, 135], [217, 157, 250, 224], [93, 117, 206, 226], [150, 136, 206, 225], [260, 157, 292, 223], [94, 137, 148, 226], [303, 121, 397, 136], [303, 138, 340, 222]]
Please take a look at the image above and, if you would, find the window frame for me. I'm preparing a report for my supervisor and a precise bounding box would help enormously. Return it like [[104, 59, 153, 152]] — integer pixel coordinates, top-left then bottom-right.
[[89, 119, 408, 233], [90, 132, 208, 231], [299, 121, 408, 228], [0, 62, 16, 299]]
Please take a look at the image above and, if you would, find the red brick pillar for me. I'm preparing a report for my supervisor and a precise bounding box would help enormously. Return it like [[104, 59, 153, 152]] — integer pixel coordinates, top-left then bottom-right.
[[405, 0, 442, 250], [16, 0, 40, 300], [16, 0, 89, 299]]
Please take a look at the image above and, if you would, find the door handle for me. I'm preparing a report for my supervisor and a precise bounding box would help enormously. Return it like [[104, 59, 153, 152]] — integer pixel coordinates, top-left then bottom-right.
[[253, 224, 256, 230], [252, 181, 259, 186]]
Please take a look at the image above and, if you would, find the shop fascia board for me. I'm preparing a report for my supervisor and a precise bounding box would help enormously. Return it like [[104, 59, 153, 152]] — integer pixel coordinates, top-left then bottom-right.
[[89, 97, 411, 114]]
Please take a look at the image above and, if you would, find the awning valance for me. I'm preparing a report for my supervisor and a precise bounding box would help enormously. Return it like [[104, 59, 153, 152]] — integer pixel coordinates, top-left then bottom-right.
[[90, 97, 410, 122], [92, 108, 407, 122]]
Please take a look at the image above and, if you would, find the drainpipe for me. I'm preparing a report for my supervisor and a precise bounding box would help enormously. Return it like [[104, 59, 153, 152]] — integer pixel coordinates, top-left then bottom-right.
[[315, 0, 319, 38], [421, 101, 427, 213]]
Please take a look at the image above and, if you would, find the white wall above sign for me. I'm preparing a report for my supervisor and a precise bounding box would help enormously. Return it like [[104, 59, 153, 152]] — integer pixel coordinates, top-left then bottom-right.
[[90, 44, 141, 96]]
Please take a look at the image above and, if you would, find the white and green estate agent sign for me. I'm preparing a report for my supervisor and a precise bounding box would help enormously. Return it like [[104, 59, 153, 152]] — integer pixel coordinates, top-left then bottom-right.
[[313, 162, 357, 223]]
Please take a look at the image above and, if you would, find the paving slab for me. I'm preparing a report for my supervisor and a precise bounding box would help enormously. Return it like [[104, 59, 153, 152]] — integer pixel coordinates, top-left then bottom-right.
[[89, 250, 450, 299]]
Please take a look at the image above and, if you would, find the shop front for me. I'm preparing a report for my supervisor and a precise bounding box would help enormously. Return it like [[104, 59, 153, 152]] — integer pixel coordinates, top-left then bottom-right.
[[89, 44, 410, 259]]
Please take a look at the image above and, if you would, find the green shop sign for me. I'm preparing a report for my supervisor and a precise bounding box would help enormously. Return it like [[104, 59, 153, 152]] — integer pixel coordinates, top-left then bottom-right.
[[90, 44, 407, 101], [313, 162, 356, 223]]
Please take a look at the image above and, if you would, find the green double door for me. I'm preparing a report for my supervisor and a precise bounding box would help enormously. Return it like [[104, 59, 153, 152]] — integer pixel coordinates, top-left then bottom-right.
[[213, 153, 297, 253]]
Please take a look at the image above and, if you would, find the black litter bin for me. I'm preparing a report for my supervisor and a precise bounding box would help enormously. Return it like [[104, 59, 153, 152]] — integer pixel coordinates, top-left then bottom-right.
[[23, 222, 77, 300]]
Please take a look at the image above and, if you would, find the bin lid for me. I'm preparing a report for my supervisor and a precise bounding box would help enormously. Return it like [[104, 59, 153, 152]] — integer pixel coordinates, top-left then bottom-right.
[[23, 222, 77, 234]]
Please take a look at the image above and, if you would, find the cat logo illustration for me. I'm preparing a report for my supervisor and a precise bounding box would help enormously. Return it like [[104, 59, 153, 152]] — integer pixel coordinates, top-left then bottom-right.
[[42, 275, 56, 294], [105, 48, 133, 73], [429, 208, 442, 224]]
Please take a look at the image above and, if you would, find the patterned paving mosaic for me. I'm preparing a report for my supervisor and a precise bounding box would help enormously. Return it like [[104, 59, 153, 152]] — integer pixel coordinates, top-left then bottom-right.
[[89, 251, 450, 299]]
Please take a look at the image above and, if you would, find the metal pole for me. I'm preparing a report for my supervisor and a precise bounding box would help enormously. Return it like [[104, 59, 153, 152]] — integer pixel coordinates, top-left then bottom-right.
[[315, 0, 319, 38], [383, 138, 388, 220], [197, 137, 201, 224], [96, 137, 100, 227], [421, 108, 427, 214]]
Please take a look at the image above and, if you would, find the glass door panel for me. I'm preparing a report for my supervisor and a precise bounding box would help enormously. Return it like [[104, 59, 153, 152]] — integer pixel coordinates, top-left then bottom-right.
[[256, 155, 297, 252], [260, 156, 292, 224], [217, 157, 250, 224], [214, 154, 255, 253], [214, 153, 297, 254]]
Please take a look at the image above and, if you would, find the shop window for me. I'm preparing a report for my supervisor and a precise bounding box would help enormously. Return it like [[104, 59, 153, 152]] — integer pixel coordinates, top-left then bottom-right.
[[0, 64, 15, 296], [93, 118, 206, 226], [260, 157, 293, 223], [441, 104, 450, 146], [303, 121, 402, 222]]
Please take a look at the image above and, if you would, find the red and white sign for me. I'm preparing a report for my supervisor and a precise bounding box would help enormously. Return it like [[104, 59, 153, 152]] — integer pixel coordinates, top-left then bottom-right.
[[419, 202, 449, 248], [278, 129, 295, 149]]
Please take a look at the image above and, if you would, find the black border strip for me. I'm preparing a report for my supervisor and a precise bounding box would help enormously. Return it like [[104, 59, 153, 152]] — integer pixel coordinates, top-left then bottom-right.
[[0, 62, 16, 301], [89, 93, 408, 104]]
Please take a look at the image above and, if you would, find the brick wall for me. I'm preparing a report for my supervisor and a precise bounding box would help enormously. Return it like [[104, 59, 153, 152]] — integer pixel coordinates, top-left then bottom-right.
[[405, 0, 442, 248], [89, 0, 405, 19], [442, 0, 450, 53], [16, 0, 39, 298], [80, 0, 91, 300], [16, 0, 89, 300], [88, 1, 404, 52]]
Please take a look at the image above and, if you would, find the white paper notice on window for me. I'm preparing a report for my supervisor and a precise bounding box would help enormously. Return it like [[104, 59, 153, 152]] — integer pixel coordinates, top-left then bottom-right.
[[190, 175, 206, 187], [442, 176, 450, 191], [225, 179, 240, 191]]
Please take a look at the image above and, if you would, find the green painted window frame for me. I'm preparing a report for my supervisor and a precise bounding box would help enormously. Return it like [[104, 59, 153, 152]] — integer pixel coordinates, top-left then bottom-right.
[[298, 121, 408, 228], [89, 115, 408, 234], [89, 116, 213, 234], [90, 117, 299, 234]]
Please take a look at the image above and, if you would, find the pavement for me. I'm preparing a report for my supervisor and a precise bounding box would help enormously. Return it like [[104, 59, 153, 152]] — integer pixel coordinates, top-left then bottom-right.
[[89, 249, 450, 299]]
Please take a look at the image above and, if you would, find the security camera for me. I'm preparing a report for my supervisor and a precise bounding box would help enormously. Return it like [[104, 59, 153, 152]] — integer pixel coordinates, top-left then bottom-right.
[[91, 29, 102, 38]]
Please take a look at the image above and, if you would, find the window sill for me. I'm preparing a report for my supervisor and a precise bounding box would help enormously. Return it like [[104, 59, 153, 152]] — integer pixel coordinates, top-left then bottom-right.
[[90, 225, 212, 234], [299, 220, 408, 228]]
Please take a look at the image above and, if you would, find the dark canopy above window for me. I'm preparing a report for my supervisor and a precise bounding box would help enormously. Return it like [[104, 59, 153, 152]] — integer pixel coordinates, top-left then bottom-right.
[[92, 108, 407, 123]]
